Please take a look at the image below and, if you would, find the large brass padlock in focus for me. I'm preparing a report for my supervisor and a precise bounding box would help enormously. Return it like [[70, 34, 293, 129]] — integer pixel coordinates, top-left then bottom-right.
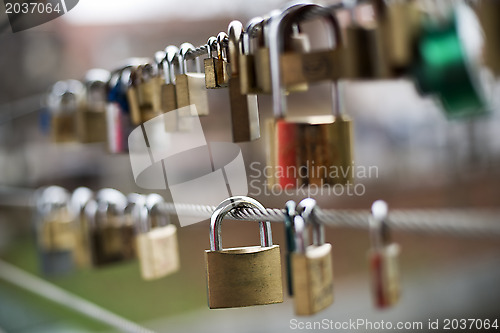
[[291, 198, 334, 316], [136, 194, 180, 280], [175, 43, 210, 116], [369, 200, 401, 309], [205, 196, 283, 309], [267, 5, 354, 188], [227, 21, 260, 142], [77, 69, 110, 143], [87, 189, 135, 267]]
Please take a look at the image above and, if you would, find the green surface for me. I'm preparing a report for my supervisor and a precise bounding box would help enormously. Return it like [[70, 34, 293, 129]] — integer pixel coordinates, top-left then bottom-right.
[[0, 236, 205, 332]]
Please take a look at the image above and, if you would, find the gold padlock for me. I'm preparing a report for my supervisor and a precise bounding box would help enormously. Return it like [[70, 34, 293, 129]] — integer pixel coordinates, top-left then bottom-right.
[[369, 200, 401, 309], [291, 198, 334, 316], [374, 0, 421, 73], [86, 189, 135, 267], [267, 5, 354, 188], [474, 0, 500, 76], [128, 64, 163, 125], [136, 194, 180, 280], [240, 17, 264, 95], [48, 80, 84, 143], [205, 196, 283, 309], [70, 187, 93, 268], [37, 187, 76, 252], [77, 69, 109, 143], [175, 43, 210, 116], [227, 20, 260, 142], [204, 37, 220, 89], [204, 35, 230, 89]]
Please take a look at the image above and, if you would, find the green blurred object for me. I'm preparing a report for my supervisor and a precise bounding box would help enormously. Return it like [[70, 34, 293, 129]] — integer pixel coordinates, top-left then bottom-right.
[[413, 5, 487, 118]]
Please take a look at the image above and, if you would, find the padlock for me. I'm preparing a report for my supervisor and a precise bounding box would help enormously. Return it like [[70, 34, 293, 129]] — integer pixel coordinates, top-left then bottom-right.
[[227, 20, 260, 142], [255, 11, 313, 93], [340, 3, 390, 80], [175, 43, 210, 116], [412, 3, 487, 117], [127, 63, 162, 125], [267, 4, 354, 188], [205, 196, 283, 309], [136, 194, 180, 280], [204, 35, 229, 89], [70, 187, 93, 268], [239, 17, 264, 95], [475, 1, 500, 76], [283, 200, 297, 297], [291, 198, 334, 316], [47, 80, 84, 143], [106, 64, 137, 154], [368, 200, 401, 309], [374, 0, 421, 74], [77, 69, 110, 143], [86, 188, 135, 267], [35, 186, 76, 276]]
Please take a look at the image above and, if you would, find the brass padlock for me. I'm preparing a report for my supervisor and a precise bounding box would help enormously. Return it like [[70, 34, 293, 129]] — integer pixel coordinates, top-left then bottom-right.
[[240, 17, 264, 95], [204, 35, 229, 89], [37, 186, 76, 252], [128, 63, 162, 125], [136, 194, 180, 280], [227, 20, 260, 142], [475, 1, 500, 76], [291, 198, 334, 316], [205, 196, 283, 309], [48, 80, 84, 143], [267, 5, 354, 188], [86, 189, 135, 267], [175, 43, 210, 116], [368, 200, 401, 309], [70, 187, 94, 268], [374, 0, 421, 74], [77, 69, 109, 143]]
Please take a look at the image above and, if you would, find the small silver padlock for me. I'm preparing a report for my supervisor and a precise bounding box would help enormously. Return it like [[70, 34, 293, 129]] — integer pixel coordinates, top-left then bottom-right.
[[291, 198, 334, 316], [368, 200, 401, 309], [205, 196, 283, 309]]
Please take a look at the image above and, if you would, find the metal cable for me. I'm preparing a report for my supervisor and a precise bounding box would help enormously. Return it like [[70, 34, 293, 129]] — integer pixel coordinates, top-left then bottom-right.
[[157, 203, 500, 238]]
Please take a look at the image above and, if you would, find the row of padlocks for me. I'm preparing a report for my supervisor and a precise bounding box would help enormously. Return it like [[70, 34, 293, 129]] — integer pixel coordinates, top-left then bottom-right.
[[35, 186, 399, 315], [44, 1, 499, 188]]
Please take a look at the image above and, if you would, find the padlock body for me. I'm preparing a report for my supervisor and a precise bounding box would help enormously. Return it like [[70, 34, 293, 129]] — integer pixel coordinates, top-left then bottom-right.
[[369, 243, 401, 308], [205, 245, 283, 308], [77, 108, 107, 143], [136, 225, 180, 280], [51, 113, 77, 143], [39, 210, 75, 251], [268, 116, 354, 188], [91, 223, 135, 267], [292, 243, 334, 316], [239, 54, 260, 94], [228, 77, 260, 142], [73, 214, 91, 268], [175, 73, 209, 116]]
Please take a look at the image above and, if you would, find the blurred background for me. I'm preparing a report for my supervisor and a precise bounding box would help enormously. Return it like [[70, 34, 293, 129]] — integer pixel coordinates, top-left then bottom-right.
[[0, 0, 500, 332]]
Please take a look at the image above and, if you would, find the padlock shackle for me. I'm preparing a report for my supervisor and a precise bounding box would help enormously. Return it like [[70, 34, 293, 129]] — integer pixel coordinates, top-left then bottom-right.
[[293, 215, 309, 253], [206, 36, 217, 58], [370, 200, 391, 250], [94, 188, 127, 228], [164, 45, 179, 84], [36, 186, 71, 219], [228, 21, 244, 75], [269, 3, 344, 119], [70, 187, 93, 215], [210, 196, 272, 251], [298, 198, 325, 246], [154, 50, 166, 78], [146, 193, 170, 228], [178, 43, 200, 75], [243, 16, 264, 55], [216, 32, 229, 62]]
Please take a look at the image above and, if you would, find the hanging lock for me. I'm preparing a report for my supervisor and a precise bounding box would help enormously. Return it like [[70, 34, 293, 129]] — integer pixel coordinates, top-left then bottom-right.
[[204, 35, 229, 89], [77, 69, 110, 143], [291, 198, 334, 316], [341, 2, 390, 79], [127, 63, 163, 125], [86, 189, 135, 267], [136, 194, 180, 280], [475, 1, 500, 76], [175, 43, 210, 116], [239, 17, 264, 94], [70, 187, 94, 268], [267, 4, 354, 188], [227, 20, 260, 142], [374, 0, 421, 74], [283, 200, 297, 297], [47, 80, 84, 143], [205, 196, 283, 309], [368, 200, 401, 309], [35, 186, 76, 276]]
